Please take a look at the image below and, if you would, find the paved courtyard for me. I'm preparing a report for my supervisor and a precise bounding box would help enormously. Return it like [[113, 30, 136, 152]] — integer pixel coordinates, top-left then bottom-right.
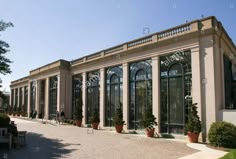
[[0, 118, 199, 159]]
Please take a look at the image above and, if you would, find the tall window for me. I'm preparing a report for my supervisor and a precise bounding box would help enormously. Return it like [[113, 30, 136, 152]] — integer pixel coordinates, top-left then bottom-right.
[[105, 66, 123, 126], [15, 88, 18, 110], [86, 71, 100, 124], [224, 55, 236, 109], [39, 80, 46, 118], [30, 81, 36, 112], [24, 86, 28, 113], [129, 59, 152, 130], [11, 89, 14, 108], [49, 76, 58, 116], [72, 74, 83, 119], [160, 50, 192, 134], [19, 87, 23, 110]]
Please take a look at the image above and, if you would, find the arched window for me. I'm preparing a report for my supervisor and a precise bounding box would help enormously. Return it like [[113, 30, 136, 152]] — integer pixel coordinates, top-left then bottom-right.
[[129, 59, 152, 130], [86, 71, 100, 124], [105, 66, 123, 127], [72, 74, 83, 119], [160, 50, 192, 134]]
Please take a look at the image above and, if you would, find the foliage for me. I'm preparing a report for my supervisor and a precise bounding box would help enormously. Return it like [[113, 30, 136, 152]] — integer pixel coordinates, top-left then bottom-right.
[[208, 121, 236, 148], [113, 107, 125, 125], [219, 150, 236, 159], [139, 108, 157, 129], [73, 105, 83, 120], [0, 20, 13, 77], [186, 103, 201, 133], [90, 108, 100, 123], [0, 113, 10, 126]]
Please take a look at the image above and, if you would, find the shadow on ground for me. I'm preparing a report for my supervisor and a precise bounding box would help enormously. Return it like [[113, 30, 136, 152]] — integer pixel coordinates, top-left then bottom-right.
[[0, 132, 77, 159]]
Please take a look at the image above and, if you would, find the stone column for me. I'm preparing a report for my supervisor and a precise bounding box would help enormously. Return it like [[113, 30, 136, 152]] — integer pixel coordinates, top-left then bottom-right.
[[100, 68, 105, 128], [45, 77, 50, 119], [57, 74, 61, 111], [152, 56, 161, 133], [122, 63, 129, 131], [27, 82, 31, 118], [82, 72, 87, 125], [191, 47, 205, 141]]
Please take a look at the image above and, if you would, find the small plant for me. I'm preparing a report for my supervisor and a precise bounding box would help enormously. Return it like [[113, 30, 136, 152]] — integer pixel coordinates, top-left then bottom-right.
[[73, 105, 83, 121], [186, 103, 201, 133], [90, 108, 100, 129], [139, 108, 157, 137], [113, 107, 125, 133], [185, 103, 201, 143], [113, 108, 125, 126], [90, 108, 100, 123], [0, 113, 10, 126], [140, 108, 157, 129], [208, 121, 236, 148]]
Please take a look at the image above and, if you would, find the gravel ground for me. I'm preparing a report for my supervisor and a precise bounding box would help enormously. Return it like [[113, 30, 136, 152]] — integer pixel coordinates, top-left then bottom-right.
[[0, 118, 198, 159]]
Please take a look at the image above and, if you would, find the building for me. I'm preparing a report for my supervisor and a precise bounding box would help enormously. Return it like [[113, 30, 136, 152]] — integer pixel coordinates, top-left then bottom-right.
[[10, 16, 236, 140]]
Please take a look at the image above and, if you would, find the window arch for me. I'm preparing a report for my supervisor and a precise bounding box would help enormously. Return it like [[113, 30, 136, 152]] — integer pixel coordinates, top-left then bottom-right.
[[105, 66, 123, 127], [129, 59, 152, 130]]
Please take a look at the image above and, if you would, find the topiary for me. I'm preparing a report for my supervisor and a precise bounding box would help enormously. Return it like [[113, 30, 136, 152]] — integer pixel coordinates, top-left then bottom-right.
[[90, 108, 100, 123], [139, 108, 157, 129], [208, 121, 236, 148], [113, 107, 125, 125], [186, 103, 201, 133], [0, 113, 10, 126]]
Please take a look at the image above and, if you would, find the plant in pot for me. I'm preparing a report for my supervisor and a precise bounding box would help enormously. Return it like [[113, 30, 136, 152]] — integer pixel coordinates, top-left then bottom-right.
[[90, 108, 100, 130], [186, 103, 201, 143], [113, 107, 125, 133], [73, 105, 83, 127], [140, 108, 157, 137]]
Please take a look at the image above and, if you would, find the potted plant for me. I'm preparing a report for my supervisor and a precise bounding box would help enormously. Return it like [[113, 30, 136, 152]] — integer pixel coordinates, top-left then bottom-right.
[[113, 107, 125, 133], [140, 108, 157, 137], [186, 103, 201, 143], [90, 108, 100, 129], [73, 105, 83, 127]]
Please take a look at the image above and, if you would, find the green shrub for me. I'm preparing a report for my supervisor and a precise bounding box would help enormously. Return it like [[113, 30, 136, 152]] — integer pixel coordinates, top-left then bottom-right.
[[0, 113, 10, 126], [186, 103, 201, 133], [113, 108, 125, 125], [208, 121, 236, 148], [90, 108, 100, 123], [139, 108, 157, 129]]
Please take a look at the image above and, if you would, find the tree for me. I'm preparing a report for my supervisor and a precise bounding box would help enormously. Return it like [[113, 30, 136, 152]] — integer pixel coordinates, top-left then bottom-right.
[[0, 20, 13, 79]]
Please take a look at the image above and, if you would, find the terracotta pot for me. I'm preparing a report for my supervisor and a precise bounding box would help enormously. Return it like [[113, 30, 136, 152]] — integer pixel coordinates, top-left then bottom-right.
[[187, 132, 199, 143], [75, 120, 82, 127], [115, 125, 123, 133], [146, 128, 155, 137], [92, 122, 99, 129]]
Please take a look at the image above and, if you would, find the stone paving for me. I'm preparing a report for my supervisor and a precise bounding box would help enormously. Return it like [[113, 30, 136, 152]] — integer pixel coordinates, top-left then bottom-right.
[[0, 118, 198, 159]]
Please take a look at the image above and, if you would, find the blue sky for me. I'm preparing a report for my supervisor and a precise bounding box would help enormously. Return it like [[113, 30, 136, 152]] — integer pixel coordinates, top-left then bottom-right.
[[0, 0, 235, 92]]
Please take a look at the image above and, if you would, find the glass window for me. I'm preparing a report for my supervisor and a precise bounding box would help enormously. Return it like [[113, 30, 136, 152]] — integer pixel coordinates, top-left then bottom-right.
[[160, 50, 192, 134], [39, 80, 45, 118], [72, 74, 83, 119], [24, 86, 28, 114], [30, 81, 36, 112], [86, 71, 100, 124], [105, 66, 123, 126], [129, 59, 152, 130], [49, 76, 58, 117], [224, 55, 236, 109]]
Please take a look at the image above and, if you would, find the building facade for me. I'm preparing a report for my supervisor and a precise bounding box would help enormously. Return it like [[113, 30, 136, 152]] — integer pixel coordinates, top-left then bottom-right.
[[10, 16, 236, 140]]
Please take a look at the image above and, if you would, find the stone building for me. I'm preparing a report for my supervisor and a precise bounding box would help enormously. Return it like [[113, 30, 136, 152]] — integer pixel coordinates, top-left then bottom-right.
[[10, 16, 236, 140]]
